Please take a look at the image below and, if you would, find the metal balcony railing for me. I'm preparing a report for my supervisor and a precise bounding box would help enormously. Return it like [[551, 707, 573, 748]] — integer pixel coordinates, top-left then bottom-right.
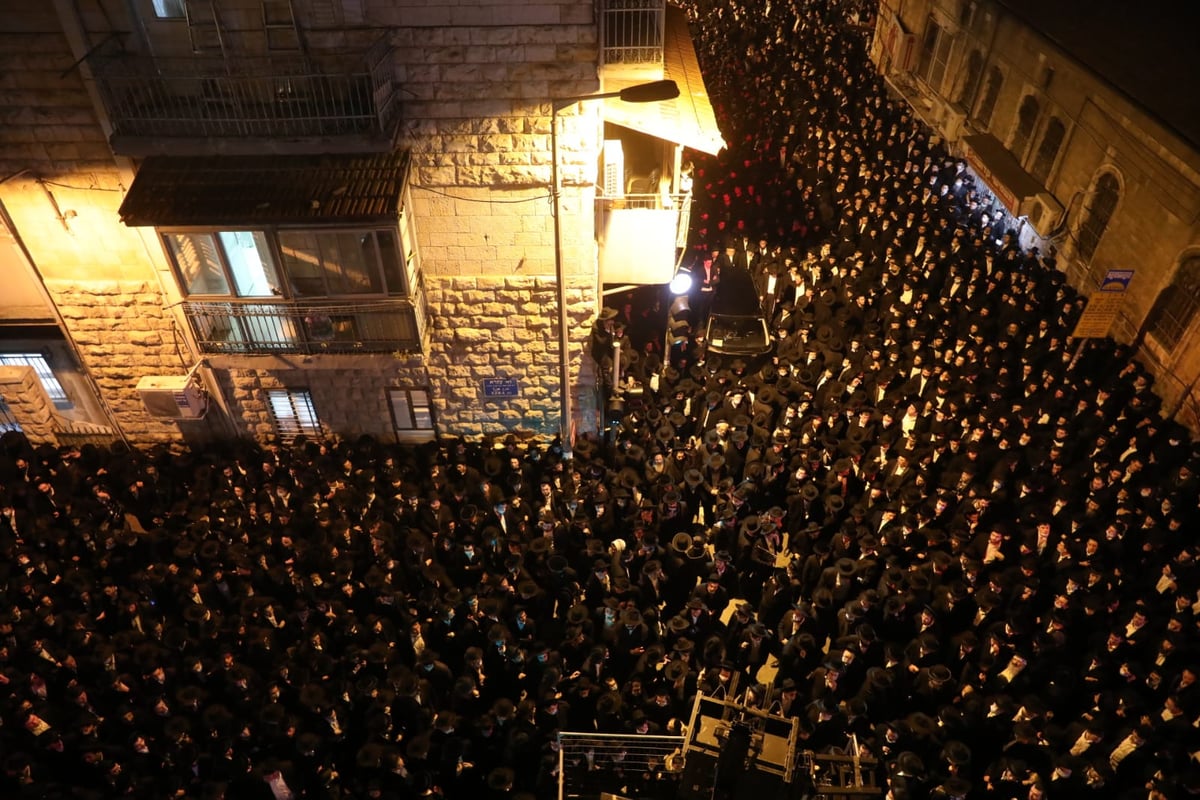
[[596, 191, 693, 247], [183, 297, 424, 356], [91, 38, 397, 143], [601, 0, 665, 66]]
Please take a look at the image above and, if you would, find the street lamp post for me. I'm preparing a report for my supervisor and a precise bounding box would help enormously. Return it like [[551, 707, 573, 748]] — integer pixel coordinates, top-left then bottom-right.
[[549, 78, 679, 459]]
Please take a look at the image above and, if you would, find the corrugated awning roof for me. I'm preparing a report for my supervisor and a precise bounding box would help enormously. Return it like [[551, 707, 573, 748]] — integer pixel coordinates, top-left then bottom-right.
[[119, 151, 410, 227], [961, 134, 1044, 216], [603, 5, 726, 155]]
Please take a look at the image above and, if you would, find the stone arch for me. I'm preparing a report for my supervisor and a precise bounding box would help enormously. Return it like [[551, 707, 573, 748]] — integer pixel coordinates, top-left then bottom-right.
[[1144, 249, 1200, 354]]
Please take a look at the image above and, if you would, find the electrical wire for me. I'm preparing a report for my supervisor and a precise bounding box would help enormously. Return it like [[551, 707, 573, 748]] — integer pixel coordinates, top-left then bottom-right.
[[412, 184, 550, 204], [35, 179, 123, 193]]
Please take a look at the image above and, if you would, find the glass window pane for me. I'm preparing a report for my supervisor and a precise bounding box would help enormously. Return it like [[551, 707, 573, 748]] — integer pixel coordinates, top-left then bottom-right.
[[167, 233, 229, 295], [268, 389, 320, 440], [377, 231, 405, 295], [0, 396, 20, 433], [323, 232, 382, 295], [0, 354, 68, 403], [153, 0, 186, 18], [389, 390, 413, 428], [278, 231, 326, 297], [410, 390, 433, 429], [220, 231, 282, 298]]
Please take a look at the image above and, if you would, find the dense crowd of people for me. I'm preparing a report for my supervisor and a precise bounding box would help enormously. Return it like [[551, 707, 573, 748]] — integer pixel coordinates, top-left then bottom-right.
[[2, 0, 1199, 798]]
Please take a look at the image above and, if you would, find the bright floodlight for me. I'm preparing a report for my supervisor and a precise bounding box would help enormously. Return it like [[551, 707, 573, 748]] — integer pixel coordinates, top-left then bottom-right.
[[669, 271, 693, 295]]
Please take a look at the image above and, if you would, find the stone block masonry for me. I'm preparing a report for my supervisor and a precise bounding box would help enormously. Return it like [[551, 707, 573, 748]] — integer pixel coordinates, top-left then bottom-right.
[[423, 275, 597, 438], [0, 366, 56, 444], [45, 280, 191, 444], [217, 360, 431, 443], [390, 3, 601, 190]]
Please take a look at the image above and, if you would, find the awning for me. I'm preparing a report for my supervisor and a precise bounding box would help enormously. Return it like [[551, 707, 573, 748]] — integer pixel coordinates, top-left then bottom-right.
[[602, 5, 726, 156], [960, 134, 1043, 216], [119, 151, 410, 227]]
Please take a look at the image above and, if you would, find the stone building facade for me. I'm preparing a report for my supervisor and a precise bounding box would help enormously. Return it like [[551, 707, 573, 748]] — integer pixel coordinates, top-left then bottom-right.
[[873, 0, 1200, 428], [0, 0, 717, 447]]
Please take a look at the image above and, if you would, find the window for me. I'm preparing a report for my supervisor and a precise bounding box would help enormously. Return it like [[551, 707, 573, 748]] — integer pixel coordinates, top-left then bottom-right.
[[1076, 172, 1120, 263], [220, 232, 281, 298], [268, 389, 321, 441], [956, 50, 983, 108], [168, 233, 229, 295], [1145, 256, 1200, 352], [388, 388, 435, 438], [0, 354, 69, 405], [601, 0, 663, 66], [1030, 117, 1065, 184], [959, 1, 976, 28], [917, 18, 938, 76], [278, 230, 402, 297], [1010, 95, 1041, 161], [975, 66, 1002, 128], [165, 227, 403, 299], [921, 22, 950, 91], [152, 0, 186, 18], [0, 396, 20, 433]]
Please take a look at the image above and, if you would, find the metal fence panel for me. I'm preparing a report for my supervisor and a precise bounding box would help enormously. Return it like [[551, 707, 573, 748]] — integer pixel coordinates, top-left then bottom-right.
[[557, 732, 685, 800]]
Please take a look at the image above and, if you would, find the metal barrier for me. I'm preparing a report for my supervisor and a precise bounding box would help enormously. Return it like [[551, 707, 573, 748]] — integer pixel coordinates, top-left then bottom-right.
[[557, 731, 685, 800], [92, 38, 397, 141], [182, 297, 424, 356], [601, 0, 665, 66]]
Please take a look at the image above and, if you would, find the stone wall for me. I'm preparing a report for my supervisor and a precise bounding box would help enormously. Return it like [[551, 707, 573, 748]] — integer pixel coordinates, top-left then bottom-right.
[[0, 0, 610, 446], [387, 0, 605, 440], [887, 0, 1200, 426], [424, 275, 599, 437], [48, 280, 193, 443], [388, 0, 600, 189], [0, 366, 56, 444], [216, 357, 431, 443]]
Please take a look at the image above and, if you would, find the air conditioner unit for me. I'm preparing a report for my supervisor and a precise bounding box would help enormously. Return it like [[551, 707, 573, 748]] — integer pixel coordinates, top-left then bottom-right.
[[603, 139, 625, 198], [1019, 192, 1065, 239], [136, 375, 208, 419]]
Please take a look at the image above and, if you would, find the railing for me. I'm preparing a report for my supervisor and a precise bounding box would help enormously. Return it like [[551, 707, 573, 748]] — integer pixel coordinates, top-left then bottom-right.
[[596, 191, 692, 249], [556, 731, 684, 800], [182, 297, 424, 356], [601, 0, 665, 66], [91, 38, 397, 143]]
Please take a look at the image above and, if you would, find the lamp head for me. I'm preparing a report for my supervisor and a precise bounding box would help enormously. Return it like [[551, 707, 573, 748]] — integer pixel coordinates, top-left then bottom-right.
[[618, 80, 680, 104]]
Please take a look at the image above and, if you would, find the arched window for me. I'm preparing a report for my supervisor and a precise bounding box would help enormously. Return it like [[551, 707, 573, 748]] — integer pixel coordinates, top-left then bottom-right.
[[1030, 117, 1065, 184], [957, 50, 983, 108], [975, 66, 1002, 129], [1010, 95, 1040, 160], [1076, 172, 1120, 263], [1145, 255, 1200, 352]]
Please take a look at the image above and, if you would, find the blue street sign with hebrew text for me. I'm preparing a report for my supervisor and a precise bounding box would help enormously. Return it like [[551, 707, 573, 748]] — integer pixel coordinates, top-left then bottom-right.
[[483, 379, 520, 398]]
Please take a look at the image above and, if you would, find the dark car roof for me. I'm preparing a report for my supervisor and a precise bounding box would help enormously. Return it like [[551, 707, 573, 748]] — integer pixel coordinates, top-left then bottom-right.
[[711, 266, 762, 316]]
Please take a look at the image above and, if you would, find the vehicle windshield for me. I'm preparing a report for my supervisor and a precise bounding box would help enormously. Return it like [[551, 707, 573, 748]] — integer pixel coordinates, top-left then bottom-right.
[[709, 316, 769, 349]]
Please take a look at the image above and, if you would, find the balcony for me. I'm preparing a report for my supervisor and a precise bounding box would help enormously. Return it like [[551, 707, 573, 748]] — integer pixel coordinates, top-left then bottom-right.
[[601, 0, 665, 68], [183, 297, 425, 356], [596, 192, 691, 284], [91, 39, 398, 156]]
